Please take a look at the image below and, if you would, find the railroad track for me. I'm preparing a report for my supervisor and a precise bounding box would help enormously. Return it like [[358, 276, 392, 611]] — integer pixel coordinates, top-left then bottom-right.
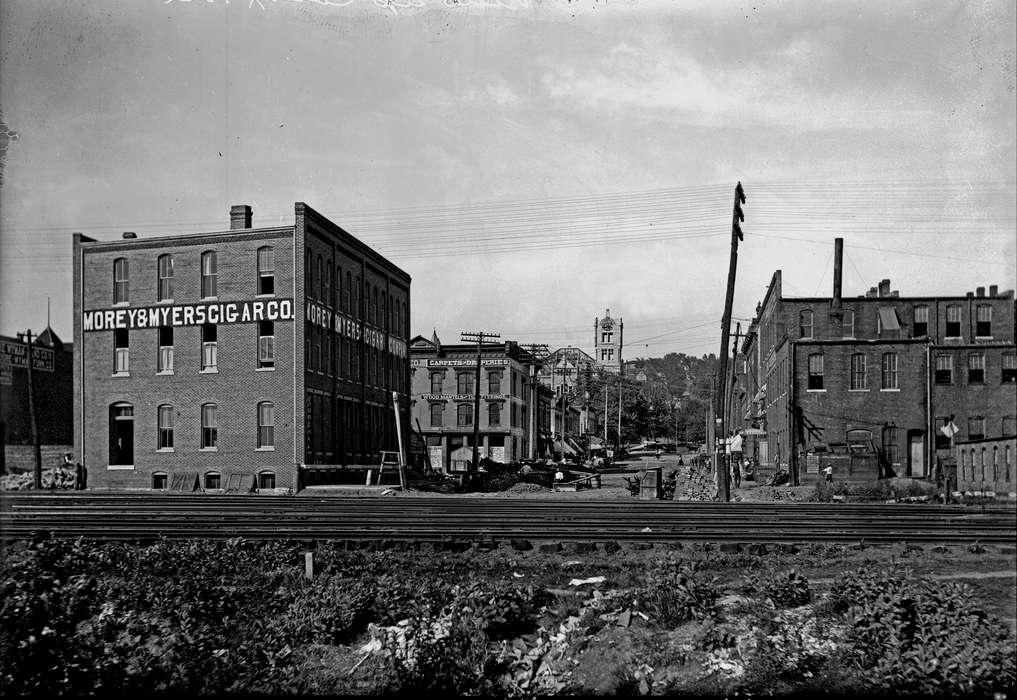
[[2, 493, 1015, 545]]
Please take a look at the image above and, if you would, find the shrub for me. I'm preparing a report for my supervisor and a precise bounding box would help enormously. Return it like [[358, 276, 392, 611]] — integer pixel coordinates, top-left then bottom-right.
[[829, 567, 1017, 695], [644, 561, 719, 626], [756, 570, 811, 608], [282, 576, 377, 644]]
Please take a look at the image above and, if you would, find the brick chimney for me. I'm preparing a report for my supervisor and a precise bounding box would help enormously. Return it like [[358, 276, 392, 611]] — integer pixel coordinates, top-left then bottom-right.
[[230, 205, 253, 230], [975, 286, 985, 297], [832, 238, 843, 309], [989, 284, 998, 296], [878, 279, 890, 297], [867, 287, 878, 298]]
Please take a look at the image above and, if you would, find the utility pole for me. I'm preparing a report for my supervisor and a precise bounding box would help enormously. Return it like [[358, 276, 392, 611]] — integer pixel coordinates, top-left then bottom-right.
[[727, 323, 742, 432], [17, 329, 42, 489], [715, 181, 746, 503], [461, 331, 499, 479], [520, 344, 548, 460]]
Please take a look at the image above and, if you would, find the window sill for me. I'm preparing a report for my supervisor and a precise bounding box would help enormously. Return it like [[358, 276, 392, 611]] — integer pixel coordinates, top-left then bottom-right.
[[975, 336, 993, 341], [880, 388, 901, 392], [255, 447, 275, 452], [201, 296, 219, 302], [112, 372, 130, 378], [256, 293, 276, 299], [156, 448, 175, 453], [200, 368, 219, 374], [848, 389, 870, 393], [107, 464, 134, 471], [113, 302, 130, 308], [157, 299, 175, 305], [157, 370, 174, 376], [256, 366, 275, 372], [806, 388, 826, 393], [200, 447, 218, 452]]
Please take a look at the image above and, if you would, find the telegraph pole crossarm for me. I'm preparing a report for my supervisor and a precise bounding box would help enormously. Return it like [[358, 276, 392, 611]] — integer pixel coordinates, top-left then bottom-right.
[[461, 331, 500, 480]]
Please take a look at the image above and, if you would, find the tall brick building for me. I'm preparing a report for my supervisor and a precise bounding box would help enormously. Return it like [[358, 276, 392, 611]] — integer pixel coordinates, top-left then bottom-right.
[[737, 238, 1016, 485], [594, 309, 623, 374], [73, 203, 410, 491]]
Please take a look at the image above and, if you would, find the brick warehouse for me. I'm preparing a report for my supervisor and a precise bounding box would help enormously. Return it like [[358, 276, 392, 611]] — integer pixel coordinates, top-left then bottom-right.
[[735, 238, 1016, 486], [73, 203, 410, 491]]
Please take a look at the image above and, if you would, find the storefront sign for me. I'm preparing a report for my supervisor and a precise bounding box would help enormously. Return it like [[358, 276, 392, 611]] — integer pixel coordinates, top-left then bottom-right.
[[82, 300, 294, 331], [0, 341, 55, 372], [422, 394, 503, 401], [411, 358, 509, 367]]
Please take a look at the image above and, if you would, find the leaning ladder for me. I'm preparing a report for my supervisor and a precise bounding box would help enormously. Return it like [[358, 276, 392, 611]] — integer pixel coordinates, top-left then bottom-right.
[[369, 451, 403, 487]]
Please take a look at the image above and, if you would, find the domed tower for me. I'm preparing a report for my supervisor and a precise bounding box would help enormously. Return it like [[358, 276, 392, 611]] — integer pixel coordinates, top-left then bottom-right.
[[593, 308, 623, 374]]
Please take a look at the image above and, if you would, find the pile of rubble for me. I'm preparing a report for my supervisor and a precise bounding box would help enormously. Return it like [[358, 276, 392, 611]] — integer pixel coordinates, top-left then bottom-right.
[[671, 463, 718, 502]]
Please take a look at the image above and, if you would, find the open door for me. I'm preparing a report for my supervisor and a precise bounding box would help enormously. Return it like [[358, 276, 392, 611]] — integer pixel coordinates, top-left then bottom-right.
[[908, 430, 925, 478]]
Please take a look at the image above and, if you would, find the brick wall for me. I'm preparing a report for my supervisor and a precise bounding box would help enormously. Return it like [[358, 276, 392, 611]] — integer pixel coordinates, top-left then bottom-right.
[[4, 445, 74, 473]]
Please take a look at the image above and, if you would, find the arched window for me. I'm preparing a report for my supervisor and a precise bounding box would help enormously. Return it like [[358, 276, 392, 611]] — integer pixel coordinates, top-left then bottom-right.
[[881, 353, 898, 390], [305, 249, 313, 293], [850, 353, 867, 390], [157, 404, 174, 450], [113, 258, 129, 304], [201, 251, 217, 298], [109, 402, 134, 466], [258, 247, 275, 295], [336, 264, 343, 311], [992, 447, 999, 481], [429, 403, 443, 427], [157, 254, 174, 301], [201, 403, 218, 450], [257, 401, 274, 449], [204, 471, 222, 490], [488, 403, 501, 427], [318, 255, 325, 300], [881, 426, 899, 467], [457, 404, 473, 427], [799, 310, 813, 339], [1006, 446, 1012, 482], [152, 472, 168, 490], [258, 471, 276, 490], [980, 447, 986, 482], [842, 309, 854, 338]]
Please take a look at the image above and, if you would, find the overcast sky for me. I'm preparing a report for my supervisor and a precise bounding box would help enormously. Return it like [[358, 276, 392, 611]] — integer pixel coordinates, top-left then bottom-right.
[[1, 0, 1014, 358]]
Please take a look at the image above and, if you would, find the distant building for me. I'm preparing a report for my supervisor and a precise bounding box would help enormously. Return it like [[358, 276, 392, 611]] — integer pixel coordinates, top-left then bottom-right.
[[73, 203, 411, 491], [953, 436, 1015, 495], [594, 309, 624, 374], [535, 346, 599, 442], [736, 238, 1016, 484], [0, 326, 73, 472], [410, 335, 542, 470]]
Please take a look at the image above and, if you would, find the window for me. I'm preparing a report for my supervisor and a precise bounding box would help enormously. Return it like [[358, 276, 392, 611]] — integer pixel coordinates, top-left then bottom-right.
[[113, 328, 129, 374], [258, 247, 275, 295], [152, 473, 168, 490], [935, 354, 953, 384], [201, 403, 218, 449], [912, 305, 928, 337], [257, 402, 274, 448], [877, 307, 900, 336], [258, 321, 274, 368], [807, 353, 824, 390], [842, 309, 855, 338], [934, 416, 951, 450], [429, 403, 443, 427], [850, 353, 867, 390], [157, 254, 174, 301], [430, 372, 443, 394], [457, 404, 473, 427], [258, 471, 276, 490], [601, 331, 612, 343], [318, 256, 325, 301], [113, 258, 129, 304], [945, 305, 961, 337], [201, 251, 217, 298], [976, 305, 992, 337], [157, 405, 174, 450], [881, 353, 898, 390], [606, 348, 614, 361], [1003, 415, 1017, 436], [1003, 354, 1017, 383], [488, 403, 501, 426], [1007, 446, 1013, 483], [109, 403, 134, 466], [968, 416, 985, 441], [993, 447, 999, 481], [881, 426, 899, 466], [968, 354, 985, 384], [158, 326, 174, 373], [305, 249, 313, 293], [204, 472, 221, 490], [488, 371, 502, 394], [199, 324, 217, 371], [457, 373, 474, 395], [799, 310, 813, 339]]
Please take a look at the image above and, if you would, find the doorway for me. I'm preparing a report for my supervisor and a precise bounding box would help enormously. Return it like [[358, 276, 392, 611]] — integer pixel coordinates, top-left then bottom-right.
[[908, 430, 925, 478], [110, 403, 134, 466]]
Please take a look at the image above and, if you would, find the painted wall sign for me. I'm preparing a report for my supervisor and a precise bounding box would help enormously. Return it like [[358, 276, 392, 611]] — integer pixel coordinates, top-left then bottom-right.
[[82, 300, 294, 331], [305, 300, 408, 359], [421, 394, 504, 401], [0, 341, 55, 372]]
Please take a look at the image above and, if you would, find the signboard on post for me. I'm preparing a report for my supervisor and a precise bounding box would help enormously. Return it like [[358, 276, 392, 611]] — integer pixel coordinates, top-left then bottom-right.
[[0, 341, 55, 373]]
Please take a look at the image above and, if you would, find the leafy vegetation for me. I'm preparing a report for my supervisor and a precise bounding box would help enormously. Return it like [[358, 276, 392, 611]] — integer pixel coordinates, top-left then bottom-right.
[[2, 538, 1013, 697]]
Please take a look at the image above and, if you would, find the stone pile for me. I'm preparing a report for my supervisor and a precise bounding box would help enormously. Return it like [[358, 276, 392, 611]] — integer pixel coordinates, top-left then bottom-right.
[[672, 462, 718, 501]]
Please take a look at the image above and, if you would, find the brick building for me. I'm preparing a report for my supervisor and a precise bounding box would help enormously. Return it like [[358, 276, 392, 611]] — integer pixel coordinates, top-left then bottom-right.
[[736, 238, 1016, 484], [1, 327, 73, 473], [954, 436, 1016, 495], [410, 335, 545, 471], [73, 203, 410, 491]]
